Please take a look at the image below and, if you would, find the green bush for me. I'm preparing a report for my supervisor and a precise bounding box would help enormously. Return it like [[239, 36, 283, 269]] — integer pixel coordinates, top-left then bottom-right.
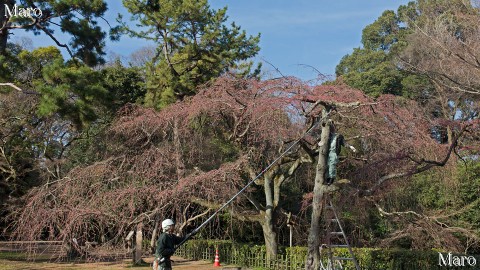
[[177, 240, 480, 270]]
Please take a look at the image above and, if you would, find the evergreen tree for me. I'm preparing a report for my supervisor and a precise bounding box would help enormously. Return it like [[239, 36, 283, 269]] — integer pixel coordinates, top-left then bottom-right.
[[120, 0, 260, 108], [335, 8, 431, 99], [37, 59, 110, 128], [101, 60, 147, 109], [1, 45, 112, 129], [0, 0, 114, 66]]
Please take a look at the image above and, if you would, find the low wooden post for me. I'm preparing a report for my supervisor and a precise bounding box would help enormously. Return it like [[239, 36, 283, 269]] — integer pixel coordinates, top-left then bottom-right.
[[286, 212, 296, 248]]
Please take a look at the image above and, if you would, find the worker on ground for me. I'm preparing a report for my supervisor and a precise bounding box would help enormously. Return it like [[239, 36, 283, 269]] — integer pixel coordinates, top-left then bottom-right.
[[153, 219, 184, 270]]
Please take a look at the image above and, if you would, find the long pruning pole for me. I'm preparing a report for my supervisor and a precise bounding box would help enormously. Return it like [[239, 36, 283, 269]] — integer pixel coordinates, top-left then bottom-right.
[[175, 112, 329, 250]]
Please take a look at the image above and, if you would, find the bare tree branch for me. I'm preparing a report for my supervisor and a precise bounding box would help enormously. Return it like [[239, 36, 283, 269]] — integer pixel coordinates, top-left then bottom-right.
[[364, 124, 471, 195], [0, 83, 22, 91]]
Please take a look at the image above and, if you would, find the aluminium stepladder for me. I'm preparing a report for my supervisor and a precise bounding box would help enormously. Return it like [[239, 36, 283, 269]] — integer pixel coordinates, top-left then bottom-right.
[[320, 194, 361, 270]]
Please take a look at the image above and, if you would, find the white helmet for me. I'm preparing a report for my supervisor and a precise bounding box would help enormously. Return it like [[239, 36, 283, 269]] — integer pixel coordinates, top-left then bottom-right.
[[162, 219, 175, 230]]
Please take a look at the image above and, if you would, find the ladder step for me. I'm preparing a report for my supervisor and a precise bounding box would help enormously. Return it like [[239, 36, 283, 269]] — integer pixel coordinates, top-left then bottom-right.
[[332, 257, 354, 261], [329, 219, 338, 222], [329, 244, 349, 248], [330, 232, 344, 235]]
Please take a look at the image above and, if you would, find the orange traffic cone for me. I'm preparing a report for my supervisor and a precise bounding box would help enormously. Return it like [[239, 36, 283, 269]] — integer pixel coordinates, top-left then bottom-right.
[[213, 248, 221, 267]]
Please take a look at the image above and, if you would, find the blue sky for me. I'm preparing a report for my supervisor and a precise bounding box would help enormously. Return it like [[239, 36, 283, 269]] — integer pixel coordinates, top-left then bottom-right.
[[16, 0, 411, 81], [207, 0, 411, 80]]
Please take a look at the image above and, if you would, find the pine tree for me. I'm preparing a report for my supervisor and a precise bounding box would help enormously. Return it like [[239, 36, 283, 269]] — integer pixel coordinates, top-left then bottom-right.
[[120, 0, 260, 108], [37, 59, 110, 128], [0, 0, 114, 66]]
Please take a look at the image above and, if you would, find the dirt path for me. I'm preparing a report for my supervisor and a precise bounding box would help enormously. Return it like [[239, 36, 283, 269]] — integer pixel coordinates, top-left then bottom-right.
[[148, 256, 239, 270], [0, 255, 239, 270]]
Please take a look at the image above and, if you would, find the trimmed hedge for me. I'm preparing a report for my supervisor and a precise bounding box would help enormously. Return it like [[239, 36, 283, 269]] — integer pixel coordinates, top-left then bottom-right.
[[175, 240, 480, 270]]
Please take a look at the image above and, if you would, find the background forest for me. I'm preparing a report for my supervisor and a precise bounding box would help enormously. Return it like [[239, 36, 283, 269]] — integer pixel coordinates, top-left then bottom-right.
[[0, 0, 479, 269]]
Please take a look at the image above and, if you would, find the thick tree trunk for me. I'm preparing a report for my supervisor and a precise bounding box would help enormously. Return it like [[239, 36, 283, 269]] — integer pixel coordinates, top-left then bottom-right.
[[249, 154, 306, 259], [243, 147, 308, 260], [305, 115, 331, 270], [261, 211, 278, 258], [263, 173, 278, 258], [134, 222, 144, 264]]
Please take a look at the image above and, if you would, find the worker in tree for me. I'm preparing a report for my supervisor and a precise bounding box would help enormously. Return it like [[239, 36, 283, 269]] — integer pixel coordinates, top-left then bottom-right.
[[324, 125, 356, 185], [153, 219, 184, 270]]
